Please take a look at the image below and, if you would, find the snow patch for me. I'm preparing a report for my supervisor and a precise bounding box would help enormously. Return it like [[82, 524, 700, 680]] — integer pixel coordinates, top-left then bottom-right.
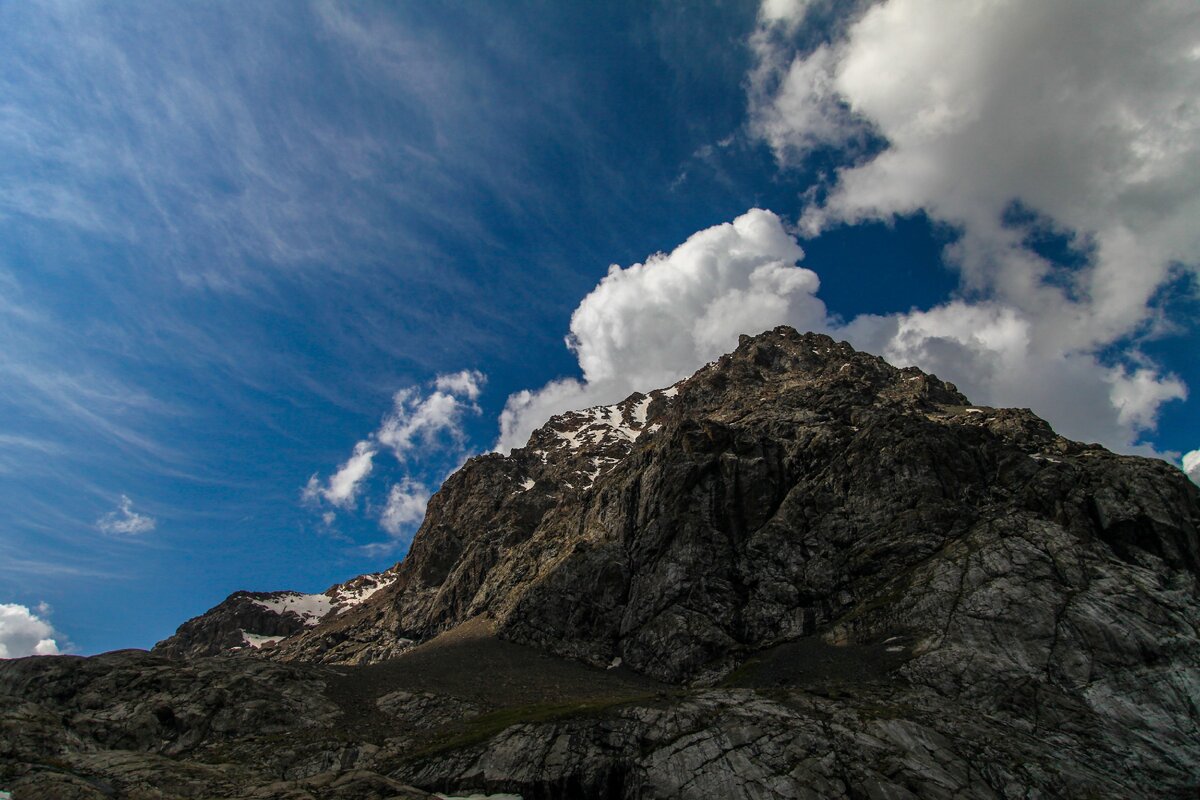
[[241, 631, 284, 649], [631, 395, 653, 424], [553, 406, 637, 450], [328, 570, 399, 610], [252, 592, 333, 626], [553, 384, 681, 451], [538, 382, 683, 488], [580, 455, 620, 488], [520, 478, 535, 491]]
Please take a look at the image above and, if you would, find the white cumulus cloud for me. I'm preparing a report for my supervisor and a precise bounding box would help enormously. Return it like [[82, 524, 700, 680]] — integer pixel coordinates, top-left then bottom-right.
[[0, 602, 62, 658], [746, 0, 1197, 453], [497, 209, 829, 451], [96, 494, 156, 535], [1184, 450, 1200, 485], [841, 302, 1188, 449], [759, 0, 814, 26]]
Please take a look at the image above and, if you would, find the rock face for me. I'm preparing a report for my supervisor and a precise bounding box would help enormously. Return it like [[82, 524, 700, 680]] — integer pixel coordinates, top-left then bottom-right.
[[4, 327, 1200, 799], [152, 591, 318, 659], [275, 328, 1200, 675], [266, 380, 686, 668]]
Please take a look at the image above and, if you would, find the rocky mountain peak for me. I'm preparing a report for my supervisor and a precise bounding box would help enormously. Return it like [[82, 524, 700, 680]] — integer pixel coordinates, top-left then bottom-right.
[[157, 327, 1199, 675], [8, 326, 1200, 799], [231, 326, 1193, 681]]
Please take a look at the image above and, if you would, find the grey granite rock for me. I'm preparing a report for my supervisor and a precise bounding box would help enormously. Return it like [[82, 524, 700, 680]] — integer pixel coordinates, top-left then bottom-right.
[[4, 327, 1198, 798]]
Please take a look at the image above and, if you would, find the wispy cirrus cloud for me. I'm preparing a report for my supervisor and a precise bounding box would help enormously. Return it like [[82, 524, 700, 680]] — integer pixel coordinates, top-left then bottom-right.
[[0, 3, 411, 275], [0, 0, 593, 473], [0, 2, 665, 653], [0, 1, 558, 606]]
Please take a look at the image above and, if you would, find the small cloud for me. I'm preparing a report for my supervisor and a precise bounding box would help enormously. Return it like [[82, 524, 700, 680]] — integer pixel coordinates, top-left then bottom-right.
[[1107, 366, 1187, 432], [0, 602, 64, 658], [304, 371, 484, 540], [376, 374, 484, 459], [379, 478, 430, 538], [97, 494, 156, 535], [362, 477, 430, 556], [303, 440, 377, 509], [434, 369, 485, 401]]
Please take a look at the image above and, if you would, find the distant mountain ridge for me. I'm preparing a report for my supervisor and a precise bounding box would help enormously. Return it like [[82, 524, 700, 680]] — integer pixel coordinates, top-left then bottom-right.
[[154, 567, 400, 659]]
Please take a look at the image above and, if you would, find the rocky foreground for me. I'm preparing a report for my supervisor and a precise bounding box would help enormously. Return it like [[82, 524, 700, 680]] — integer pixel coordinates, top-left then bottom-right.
[[3, 327, 1199, 799]]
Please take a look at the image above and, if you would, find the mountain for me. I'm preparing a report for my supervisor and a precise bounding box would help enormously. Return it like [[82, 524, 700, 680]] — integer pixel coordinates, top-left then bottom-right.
[[153, 568, 401, 660], [3, 327, 1199, 799]]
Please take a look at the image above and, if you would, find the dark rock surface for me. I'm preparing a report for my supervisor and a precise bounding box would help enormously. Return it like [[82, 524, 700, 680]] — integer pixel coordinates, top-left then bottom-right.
[[152, 592, 318, 660], [155, 569, 401, 660], [4, 327, 1199, 798]]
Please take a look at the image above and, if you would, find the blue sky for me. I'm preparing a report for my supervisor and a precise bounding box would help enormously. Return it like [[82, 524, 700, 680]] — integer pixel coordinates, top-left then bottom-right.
[[1, 0, 1197, 657]]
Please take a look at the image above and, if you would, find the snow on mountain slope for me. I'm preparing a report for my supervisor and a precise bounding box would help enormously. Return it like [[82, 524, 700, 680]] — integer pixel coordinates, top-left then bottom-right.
[[154, 566, 402, 658], [524, 384, 681, 489], [249, 568, 402, 627], [250, 593, 333, 625]]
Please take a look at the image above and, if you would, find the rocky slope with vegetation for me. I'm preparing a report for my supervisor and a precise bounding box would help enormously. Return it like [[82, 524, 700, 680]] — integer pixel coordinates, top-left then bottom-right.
[[3, 327, 1198, 799]]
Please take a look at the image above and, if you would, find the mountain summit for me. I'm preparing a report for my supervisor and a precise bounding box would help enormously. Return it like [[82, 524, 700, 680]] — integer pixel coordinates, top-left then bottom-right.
[[5, 327, 1199, 798]]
